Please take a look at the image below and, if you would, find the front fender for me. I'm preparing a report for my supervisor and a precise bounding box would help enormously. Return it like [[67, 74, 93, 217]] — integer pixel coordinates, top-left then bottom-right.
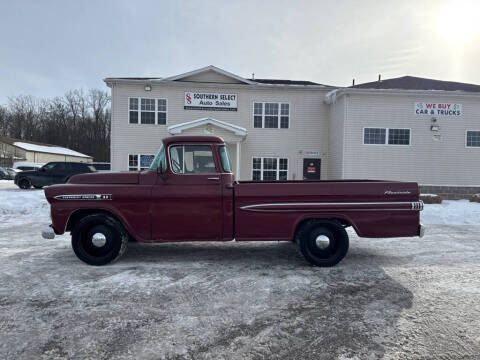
[[45, 184, 152, 241]]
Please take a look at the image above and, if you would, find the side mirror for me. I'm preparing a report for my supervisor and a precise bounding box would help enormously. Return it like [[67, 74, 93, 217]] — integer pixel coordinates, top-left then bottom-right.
[[40, 167, 46, 172]]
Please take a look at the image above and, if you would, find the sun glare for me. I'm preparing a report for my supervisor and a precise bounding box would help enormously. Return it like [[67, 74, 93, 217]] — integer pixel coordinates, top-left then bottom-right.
[[434, 0, 480, 45]]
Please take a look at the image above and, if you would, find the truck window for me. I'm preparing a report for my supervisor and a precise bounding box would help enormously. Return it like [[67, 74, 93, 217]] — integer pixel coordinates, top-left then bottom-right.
[[169, 145, 216, 174], [150, 144, 166, 172], [218, 146, 232, 172]]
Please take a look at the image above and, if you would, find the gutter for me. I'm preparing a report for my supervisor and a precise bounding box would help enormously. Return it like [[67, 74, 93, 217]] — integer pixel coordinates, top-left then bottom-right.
[[103, 78, 335, 91], [324, 87, 480, 103]]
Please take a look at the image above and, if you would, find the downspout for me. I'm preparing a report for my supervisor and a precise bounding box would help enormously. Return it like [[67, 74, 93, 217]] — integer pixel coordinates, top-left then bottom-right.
[[341, 95, 348, 179]]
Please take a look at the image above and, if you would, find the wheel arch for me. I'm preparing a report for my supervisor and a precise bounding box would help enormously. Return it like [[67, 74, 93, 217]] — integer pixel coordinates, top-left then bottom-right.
[[292, 214, 358, 240], [66, 208, 137, 241]]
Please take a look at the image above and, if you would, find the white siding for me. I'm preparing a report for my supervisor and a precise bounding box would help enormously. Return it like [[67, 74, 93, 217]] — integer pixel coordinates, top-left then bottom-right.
[[342, 93, 480, 185], [328, 95, 346, 179], [110, 81, 331, 180]]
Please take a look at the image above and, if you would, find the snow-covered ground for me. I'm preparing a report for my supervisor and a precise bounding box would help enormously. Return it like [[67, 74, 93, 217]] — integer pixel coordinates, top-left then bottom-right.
[[0, 185, 479, 359], [422, 199, 480, 225]]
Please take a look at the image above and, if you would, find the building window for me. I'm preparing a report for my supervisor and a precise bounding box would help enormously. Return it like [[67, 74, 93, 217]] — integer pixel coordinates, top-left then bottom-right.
[[364, 128, 386, 144], [129, 98, 138, 124], [388, 129, 410, 145], [129, 97, 167, 125], [253, 103, 263, 128], [253, 102, 289, 129], [157, 99, 167, 125], [364, 128, 410, 145], [252, 157, 288, 181], [466, 130, 480, 147], [128, 154, 155, 171], [141, 99, 155, 124]]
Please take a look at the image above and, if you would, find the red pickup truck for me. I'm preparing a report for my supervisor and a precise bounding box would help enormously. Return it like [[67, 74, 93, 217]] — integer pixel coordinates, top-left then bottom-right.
[[43, 136, 424, 267]]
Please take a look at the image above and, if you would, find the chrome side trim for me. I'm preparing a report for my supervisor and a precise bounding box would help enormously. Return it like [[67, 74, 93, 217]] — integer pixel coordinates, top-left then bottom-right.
[[239, 201, 424, 213], [412, 201, 424, 211], [54, 194, 112, 201]]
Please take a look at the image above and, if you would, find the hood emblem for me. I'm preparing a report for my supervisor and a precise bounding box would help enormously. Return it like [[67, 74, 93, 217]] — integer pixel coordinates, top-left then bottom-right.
[[54, 194, 112, 200]]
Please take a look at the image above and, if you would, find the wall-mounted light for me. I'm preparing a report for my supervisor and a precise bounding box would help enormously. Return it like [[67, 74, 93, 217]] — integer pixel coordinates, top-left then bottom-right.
[[144, 85, 151, 91]]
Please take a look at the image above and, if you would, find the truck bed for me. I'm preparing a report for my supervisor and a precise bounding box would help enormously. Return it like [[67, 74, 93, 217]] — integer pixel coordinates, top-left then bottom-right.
[[234, 180, 421, 241]]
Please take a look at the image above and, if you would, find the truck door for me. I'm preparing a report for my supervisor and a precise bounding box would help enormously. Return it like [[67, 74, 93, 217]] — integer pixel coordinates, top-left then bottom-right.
[[151, 144, 223, 241], [303, 158, 321, 180]]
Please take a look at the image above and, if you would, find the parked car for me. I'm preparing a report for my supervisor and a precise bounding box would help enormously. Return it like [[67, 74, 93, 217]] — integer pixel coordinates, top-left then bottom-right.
[[42, 136, 424, 267], [91, 162, 111, 172], [13, 161, 45, 171], [0, 167, 11, 180], [15, 162, 96, 189], [5, 168, 18, 179]]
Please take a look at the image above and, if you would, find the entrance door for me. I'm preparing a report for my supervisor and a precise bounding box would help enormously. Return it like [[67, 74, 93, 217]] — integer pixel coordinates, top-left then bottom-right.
[[303, 158, 321, 180]]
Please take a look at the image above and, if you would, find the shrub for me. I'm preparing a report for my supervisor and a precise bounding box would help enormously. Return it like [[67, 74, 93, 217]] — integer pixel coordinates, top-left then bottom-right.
[[420, 193, 443, 204]]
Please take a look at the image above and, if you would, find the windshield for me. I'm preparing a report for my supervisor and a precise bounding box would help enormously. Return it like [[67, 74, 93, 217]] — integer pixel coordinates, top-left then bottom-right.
[[149, 143, 166, 172]]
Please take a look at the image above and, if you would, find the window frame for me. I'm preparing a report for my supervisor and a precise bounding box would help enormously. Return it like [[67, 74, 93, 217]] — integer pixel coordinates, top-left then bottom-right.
[[363, 127, 411, 146], [251, 156, 289, 181], [466, 130, 480, 148], [128, 154, 155, 171], [128, 97, 168, 125], [167, 144, 219, 175], [252, 101, 290, 129]]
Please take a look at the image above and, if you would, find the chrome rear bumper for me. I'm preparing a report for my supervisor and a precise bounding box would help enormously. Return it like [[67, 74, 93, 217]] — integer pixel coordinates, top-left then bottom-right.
[[42, 226, 55, 239]]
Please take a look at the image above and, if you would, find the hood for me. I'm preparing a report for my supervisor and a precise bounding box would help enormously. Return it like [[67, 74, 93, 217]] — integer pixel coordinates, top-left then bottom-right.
[[69, 171, 139, 184], [18, 170, 37, 175]]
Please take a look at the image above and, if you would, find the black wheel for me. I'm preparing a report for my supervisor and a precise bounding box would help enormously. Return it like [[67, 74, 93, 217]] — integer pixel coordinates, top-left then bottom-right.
[[18, 178, 31, 189], [71, 214, 128, 266], [296, 220, 349, 267]]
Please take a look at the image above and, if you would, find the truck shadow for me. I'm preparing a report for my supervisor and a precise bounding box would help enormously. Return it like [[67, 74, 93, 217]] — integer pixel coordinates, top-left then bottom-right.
[[35, 241, 414, 359], [114, 242, 413, 359]]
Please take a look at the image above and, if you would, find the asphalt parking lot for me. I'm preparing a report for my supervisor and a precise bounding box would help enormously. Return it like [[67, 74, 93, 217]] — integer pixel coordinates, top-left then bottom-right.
[[0, 185, 479, 359]]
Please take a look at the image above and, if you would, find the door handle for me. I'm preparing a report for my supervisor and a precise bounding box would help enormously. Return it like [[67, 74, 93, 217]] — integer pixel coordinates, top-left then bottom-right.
[[207, 177, 220, 180]]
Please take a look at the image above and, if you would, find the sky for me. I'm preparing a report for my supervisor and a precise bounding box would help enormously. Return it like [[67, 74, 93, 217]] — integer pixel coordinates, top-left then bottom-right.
[[1, 0, 480, 104]]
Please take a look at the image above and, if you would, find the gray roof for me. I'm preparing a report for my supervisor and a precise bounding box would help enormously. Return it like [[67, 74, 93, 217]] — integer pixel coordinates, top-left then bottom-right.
[[352, 76, 480, 93], [249, 78, 331, 86]]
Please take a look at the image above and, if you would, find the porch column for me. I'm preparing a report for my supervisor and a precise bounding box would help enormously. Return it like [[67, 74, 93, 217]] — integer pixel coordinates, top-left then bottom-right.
[[236, 141, 241, 180]]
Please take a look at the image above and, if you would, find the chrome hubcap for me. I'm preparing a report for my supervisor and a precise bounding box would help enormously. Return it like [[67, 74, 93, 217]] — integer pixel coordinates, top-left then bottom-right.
[[92, 232, 107, 247], [315, 235, 330, 250]]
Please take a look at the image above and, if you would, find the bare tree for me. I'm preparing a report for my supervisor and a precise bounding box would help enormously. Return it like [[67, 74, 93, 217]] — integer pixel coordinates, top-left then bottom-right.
[[1, 89, 111, 162]]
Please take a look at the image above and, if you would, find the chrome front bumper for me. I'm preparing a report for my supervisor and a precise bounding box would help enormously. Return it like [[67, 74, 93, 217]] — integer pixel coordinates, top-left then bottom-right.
[[42, 226, 55, 239], [419, 224, 426, 238]]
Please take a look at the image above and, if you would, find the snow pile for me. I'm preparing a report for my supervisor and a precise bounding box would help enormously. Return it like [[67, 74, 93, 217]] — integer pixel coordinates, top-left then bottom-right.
[[0, 189, 49, 228], [13, 141, 90, 158], [421, 200, 480, 225]]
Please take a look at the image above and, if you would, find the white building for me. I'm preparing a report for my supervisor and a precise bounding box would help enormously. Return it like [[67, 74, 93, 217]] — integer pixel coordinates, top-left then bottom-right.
[[105, 66, 480, 198], [0, 136, 92, 167]]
